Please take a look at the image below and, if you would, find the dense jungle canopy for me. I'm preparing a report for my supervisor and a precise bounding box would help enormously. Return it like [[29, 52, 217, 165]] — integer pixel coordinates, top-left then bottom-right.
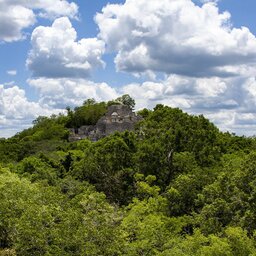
[[1, 97, 256, 255]]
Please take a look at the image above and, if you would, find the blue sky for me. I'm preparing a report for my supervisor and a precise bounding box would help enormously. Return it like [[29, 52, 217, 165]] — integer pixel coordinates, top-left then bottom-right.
[[1, 0, 256, 137]]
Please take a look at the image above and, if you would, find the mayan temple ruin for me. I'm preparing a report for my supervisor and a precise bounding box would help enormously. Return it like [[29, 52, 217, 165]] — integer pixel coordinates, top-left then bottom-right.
[[68, 104, 142, 141]]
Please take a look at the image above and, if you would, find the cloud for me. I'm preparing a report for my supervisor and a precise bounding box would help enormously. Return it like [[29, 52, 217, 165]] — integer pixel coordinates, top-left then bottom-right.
[[120, 74, 256, 135], [7, 70, 17, 76], [121, 75, 230, 110], [24, 72, 256, 136], [2, 0, 256, 138], [27, 17, 105, 79], [0, 84, 62, 138], [28, 78, 118, 108], [0, 0, 78, 42], [3, 74, 256, 137], [16, 0, 78, 19], [95, 0, 256, 78], [0, 4, 35, 42], [199, 0, 219, 3]]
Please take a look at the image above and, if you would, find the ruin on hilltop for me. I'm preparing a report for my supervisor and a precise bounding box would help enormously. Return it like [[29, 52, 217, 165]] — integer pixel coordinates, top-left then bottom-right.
[[68, 104, 143, 141]]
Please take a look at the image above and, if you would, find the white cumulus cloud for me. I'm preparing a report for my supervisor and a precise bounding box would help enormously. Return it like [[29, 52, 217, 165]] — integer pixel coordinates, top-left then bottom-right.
[[95, 0, 256, 78], [0, 0, 78, 42], [0, 84, 61, 138], [121, 75, 231, 110], [28, 78, 118, 108], [120, 74, 256, 135], [27, 17, 105, 79], [15, 0, 78, 19], [0, 4, 35, 42]]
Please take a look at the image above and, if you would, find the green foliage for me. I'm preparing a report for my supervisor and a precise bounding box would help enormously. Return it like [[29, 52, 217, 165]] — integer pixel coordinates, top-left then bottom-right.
[[1, 100, 256, 255], [71, 132, 137, 204], [0, 114, 69, 163], [18, 114, 69, 141], [137, 108, 152, 118], [16, 156, 58, 185], [0, 249, 16, 256], [137, 105, 222, 166], [66, 100, 107, 128], [0, 168, 122, 255], [115, 94, 135, 110]]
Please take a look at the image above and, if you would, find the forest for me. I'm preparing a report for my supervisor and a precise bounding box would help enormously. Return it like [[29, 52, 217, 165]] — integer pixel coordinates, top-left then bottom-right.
[[1, 96, 256, 255]]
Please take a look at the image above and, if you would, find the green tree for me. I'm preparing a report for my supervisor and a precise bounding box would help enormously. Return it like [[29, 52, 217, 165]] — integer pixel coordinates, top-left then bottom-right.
[[72, 133, 136, 204], [115, 94, 135, 110]]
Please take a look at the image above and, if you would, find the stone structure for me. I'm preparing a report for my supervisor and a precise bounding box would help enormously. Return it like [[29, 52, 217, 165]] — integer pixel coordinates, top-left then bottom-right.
[[68, 105, 142, 141]]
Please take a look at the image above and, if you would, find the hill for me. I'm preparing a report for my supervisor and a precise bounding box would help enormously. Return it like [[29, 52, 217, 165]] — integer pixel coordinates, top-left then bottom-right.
[[0, 97, 256, 255]]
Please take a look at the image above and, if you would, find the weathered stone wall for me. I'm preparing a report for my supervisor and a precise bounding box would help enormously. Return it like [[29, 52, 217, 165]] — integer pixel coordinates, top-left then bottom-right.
[[105, 122, 135, 136], [68, 105, 142, 141], [68, 125, 96, 141], [106, 105, 132, 116]]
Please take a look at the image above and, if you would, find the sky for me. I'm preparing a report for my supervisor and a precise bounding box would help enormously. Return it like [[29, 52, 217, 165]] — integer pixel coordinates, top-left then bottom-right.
[[1, 0, 256, 138]]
